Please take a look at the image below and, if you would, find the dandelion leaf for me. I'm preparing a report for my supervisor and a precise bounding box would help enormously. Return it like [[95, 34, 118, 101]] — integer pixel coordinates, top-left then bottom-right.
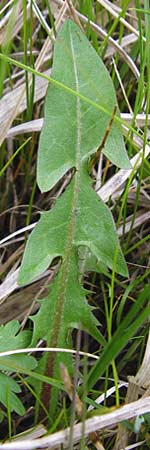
[[18, 20, 129, 417]]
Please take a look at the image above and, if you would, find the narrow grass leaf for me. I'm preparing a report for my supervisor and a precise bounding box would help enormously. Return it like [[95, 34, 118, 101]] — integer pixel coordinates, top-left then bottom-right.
[[86, 285, 150, 391]]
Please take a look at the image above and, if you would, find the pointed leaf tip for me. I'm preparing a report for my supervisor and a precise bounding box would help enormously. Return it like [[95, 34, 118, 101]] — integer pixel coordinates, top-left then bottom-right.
[[38, 19, 130, 193]]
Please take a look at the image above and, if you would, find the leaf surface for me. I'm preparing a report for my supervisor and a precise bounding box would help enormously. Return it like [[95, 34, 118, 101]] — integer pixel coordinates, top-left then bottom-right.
[[0, 321, 37, 416], [0, 373, 25, 415], [37, 20, 130, 193], [18, 20, 129, 417]]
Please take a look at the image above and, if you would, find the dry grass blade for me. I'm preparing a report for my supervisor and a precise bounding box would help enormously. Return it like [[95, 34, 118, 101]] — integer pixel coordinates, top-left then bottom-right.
[[135, 331, 150, 389], [0, 275, 50, 324], [98, 144, 150, 202], [7, 119, 43, 137], [113, 330, 150, 450], [105, 33, 139, 58], [118, 210, 150, 238], [6, 114, 150, 138], [0, 71, 49, 145], [0, 267, 51, 301], [0, 397, 150, 449], [0, 0, 23, 45], [97, 0, 146, 41], [52, 0, 140, 78], [0, 0, 68, 145]]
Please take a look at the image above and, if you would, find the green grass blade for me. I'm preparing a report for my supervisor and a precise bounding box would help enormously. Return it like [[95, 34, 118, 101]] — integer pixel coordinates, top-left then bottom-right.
[[86, 285, 150, 391]]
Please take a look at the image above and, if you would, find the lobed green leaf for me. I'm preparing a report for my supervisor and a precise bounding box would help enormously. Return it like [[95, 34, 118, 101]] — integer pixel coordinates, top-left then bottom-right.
[[18, 20, 129, 418]]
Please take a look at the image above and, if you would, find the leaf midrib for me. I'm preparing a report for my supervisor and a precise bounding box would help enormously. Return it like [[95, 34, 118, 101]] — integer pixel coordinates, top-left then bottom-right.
[[49, 28, 81, 343], [42, 29, 82, 409]]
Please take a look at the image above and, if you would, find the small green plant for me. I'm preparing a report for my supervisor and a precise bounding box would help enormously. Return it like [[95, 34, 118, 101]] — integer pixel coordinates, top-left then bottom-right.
[[17, 20, 149, 421], [18, 19, 129, 418], [0, 320, 36, 417]]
